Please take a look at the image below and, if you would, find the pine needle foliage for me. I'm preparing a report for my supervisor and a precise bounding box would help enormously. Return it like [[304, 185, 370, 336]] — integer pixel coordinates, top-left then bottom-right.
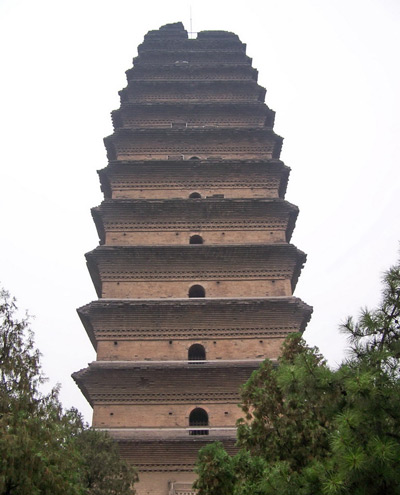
[[0, 288, 137, 495], [195, 258, 400, 495]]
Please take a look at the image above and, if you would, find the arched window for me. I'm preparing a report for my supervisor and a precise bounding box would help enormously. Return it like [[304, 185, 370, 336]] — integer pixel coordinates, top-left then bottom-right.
[[189, 156, 200, 160], [189, 235, 203, 245], [188, 344, 206, 361], [189, 192, 201, 199], [189, 408, 209, 435], [188, 285, 205, 298]]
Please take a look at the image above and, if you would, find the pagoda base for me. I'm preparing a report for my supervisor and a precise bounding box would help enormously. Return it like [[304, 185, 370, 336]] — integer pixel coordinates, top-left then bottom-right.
[[114, 435, 237, 495], [138, 473, 196, 495]]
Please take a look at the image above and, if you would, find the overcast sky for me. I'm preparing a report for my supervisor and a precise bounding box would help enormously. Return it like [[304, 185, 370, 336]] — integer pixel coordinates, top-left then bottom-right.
[[0, 0, 399, 422]]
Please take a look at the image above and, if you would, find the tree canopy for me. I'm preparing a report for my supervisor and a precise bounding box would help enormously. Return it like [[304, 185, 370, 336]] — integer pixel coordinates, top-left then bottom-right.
[[0, 288, 137, 495], [194, 258, 400, 495]]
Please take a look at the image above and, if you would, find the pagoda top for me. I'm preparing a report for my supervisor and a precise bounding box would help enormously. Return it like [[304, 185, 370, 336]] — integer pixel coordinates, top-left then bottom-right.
[[143, 22, 241, 43], [144, 22, 188, 40]]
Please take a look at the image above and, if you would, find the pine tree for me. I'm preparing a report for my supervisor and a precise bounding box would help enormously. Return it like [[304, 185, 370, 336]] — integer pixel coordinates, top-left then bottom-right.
[[0, 288, 137, 495], [194, 257, 400, 495]]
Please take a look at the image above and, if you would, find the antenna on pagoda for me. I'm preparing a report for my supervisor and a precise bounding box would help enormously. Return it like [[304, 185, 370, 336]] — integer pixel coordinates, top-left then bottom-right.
[[189, 6, 193, 38]]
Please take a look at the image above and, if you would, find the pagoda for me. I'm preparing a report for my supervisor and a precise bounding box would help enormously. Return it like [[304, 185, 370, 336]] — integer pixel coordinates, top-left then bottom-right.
[[73, 22, 312, 495]]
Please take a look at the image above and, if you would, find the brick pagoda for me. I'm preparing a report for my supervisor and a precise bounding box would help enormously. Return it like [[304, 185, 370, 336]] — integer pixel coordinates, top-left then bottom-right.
[[73, 22, 312, 495]]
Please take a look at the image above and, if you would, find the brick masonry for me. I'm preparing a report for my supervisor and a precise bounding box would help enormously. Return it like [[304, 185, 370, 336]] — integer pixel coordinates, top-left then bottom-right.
[[73, 22, 312, 495]]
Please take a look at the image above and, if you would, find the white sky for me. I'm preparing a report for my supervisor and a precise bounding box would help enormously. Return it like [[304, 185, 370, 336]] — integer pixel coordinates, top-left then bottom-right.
[[0, 0, 399, 422]]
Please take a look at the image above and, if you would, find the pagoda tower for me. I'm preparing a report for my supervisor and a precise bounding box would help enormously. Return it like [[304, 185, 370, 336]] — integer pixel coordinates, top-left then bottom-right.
[[73, 22, 312, 495]]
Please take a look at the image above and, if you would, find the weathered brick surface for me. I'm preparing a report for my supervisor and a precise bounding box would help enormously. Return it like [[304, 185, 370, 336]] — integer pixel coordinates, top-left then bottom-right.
[[93, 403, 243, 428], [73, 21, 312, 495], [112, 102, 273, 129], [96, 336, 284, 361], [74, 361, 261, 406], [104, 128, 282, 161], [101, 279, 292, 298], [92, 198, 297, 246], [77, 298, 312, 350], [98, 160, 289, 200], [136, 473, 196, 495], [105, 229, 286, 245], [85, 244, 305, 299]]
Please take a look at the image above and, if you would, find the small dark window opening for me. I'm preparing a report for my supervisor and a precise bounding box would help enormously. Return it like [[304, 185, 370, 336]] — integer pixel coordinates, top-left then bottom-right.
[[189, 156, 200, 160], [171, 121, 187, 129], [190, 235, 203, 245], [189, 192, 201, 199], [189, 408, 209, 435], [188, 343, 206, 362], [188, 285, 205, 298]]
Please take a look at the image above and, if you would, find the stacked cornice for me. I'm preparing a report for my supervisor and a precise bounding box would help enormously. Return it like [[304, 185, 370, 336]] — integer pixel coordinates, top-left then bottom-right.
[[104, 127, 282, 161], [91, 198, 298, 245], [105, 23, 279, 164], [77, 298, 312, 350], [74, 22, 311, 492], [85, 244, 306, 300], [74, 360, 262, 407], [98, 159, 290, 200], [116, 438, 238, 472], [111, 103, 274, 129]]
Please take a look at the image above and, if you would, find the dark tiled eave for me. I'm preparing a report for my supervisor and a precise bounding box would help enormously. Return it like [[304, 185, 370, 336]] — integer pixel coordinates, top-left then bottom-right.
[[85, 243, 306, 298], [91, 197, 298, 245], [77, 296, 312, 349], [97, 159, 291, 200]]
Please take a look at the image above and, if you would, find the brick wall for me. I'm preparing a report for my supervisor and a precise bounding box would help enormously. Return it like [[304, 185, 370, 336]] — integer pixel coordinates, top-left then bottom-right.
[[101, 279, 292, 298], [96, 336, 284, 361], [93, 403, 242, 428]]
